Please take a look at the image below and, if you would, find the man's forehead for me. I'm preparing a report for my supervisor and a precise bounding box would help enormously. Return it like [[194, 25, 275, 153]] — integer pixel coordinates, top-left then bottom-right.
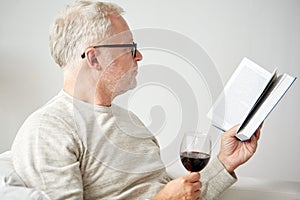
[[103, 30, 133, 44], [108, 13, 133, 41]]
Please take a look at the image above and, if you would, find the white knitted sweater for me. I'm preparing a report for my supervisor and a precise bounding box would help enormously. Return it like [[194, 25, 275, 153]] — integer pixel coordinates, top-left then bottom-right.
[[12, 91, 236, 200]]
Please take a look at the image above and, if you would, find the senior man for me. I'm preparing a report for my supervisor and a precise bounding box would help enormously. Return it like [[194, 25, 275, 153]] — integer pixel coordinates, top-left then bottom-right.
[[12, 1, 261, 200]]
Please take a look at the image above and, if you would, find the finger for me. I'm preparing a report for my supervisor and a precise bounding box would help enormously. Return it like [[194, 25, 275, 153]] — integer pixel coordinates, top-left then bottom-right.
[[250, 132, 257, 143], [256, 129, 261, 140], [259, 122, 264, 129], [193, 190, 201, 199], [192, 181, 202, 190], [254, 126, 261, 140]]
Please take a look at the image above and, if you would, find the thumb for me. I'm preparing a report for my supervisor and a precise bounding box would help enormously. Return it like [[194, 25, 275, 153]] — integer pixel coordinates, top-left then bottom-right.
[[184, 172, 200, 183], [226, 124, 240, 136]]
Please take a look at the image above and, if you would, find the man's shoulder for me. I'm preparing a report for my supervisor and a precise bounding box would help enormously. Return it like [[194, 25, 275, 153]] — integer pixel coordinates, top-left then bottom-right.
[[22, 91, 75, 129], [12, 91, 79, 153]]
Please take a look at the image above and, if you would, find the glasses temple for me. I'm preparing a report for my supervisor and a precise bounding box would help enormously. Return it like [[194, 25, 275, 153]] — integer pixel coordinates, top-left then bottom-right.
[[81, 42, 136, 59]]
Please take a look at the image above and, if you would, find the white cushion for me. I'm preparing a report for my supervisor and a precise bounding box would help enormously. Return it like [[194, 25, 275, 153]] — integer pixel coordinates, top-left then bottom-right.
[[0, 151, 50, 200], [0, 151, 25, 187], [0, 186, 50, 200]]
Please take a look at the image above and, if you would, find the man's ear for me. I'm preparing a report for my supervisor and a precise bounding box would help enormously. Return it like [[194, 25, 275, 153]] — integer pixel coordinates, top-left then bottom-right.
[[86, 48, 102, 70]]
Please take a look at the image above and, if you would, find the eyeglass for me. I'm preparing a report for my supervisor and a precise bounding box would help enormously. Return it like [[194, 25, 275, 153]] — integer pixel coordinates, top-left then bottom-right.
[[81, 42, 137, 59]]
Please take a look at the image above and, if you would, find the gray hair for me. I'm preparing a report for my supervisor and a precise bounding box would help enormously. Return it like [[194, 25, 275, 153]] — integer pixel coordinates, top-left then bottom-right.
[[49, 1, 124, 67]]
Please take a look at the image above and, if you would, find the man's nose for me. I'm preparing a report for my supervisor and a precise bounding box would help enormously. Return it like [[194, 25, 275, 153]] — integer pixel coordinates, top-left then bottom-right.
[[134, 50, 143, 62]]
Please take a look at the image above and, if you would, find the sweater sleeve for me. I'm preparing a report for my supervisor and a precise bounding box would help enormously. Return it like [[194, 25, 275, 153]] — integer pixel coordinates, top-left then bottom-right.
[[160, 157, 236, 200], [200, 157, 237, 200], [11, 110, 84, 200]]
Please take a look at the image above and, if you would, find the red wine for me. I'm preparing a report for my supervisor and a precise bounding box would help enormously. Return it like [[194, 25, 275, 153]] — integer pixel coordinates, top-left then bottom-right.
[[180, 151, 210, 172]]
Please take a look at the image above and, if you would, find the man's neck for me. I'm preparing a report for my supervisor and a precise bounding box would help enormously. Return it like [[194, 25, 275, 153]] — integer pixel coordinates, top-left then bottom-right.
[[63, 68, 113, 107], [63, 83, 114, 107]]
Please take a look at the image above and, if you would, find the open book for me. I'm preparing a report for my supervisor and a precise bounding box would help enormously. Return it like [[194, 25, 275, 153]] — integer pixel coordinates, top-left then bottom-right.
[[207, 57, 296, 141]]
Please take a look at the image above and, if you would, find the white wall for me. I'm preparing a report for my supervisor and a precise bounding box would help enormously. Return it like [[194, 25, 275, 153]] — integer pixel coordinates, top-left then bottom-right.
[[1, 0, 299, 183]]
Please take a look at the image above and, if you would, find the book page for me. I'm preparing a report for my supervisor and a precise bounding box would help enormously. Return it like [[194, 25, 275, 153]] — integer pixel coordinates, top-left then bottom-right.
[[208, 58, 272, 131], [237, 69, 277, 131], [236, 74, 296, 140]]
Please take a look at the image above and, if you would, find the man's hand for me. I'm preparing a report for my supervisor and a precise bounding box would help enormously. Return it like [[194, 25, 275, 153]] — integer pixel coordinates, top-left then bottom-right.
[[218, 124, 262, 173], [152, 172, 201, 200]]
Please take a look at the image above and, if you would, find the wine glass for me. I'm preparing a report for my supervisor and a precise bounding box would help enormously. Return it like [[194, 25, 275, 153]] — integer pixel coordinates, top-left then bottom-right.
[[180, 132, 212, 172]]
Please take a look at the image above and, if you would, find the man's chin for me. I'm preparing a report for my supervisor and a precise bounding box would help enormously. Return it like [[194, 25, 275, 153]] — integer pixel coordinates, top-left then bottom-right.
[[113, 79, 137, 97], [129, 79, 137, 90]]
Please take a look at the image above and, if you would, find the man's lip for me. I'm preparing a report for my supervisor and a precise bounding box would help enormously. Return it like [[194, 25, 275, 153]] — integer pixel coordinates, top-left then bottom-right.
[[133, 66, 138, 74]]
